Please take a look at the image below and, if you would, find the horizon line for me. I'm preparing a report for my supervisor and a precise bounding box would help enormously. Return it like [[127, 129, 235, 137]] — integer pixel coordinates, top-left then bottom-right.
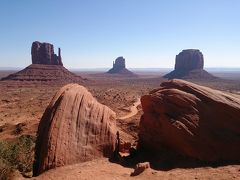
[[1, 66, 240, 70]]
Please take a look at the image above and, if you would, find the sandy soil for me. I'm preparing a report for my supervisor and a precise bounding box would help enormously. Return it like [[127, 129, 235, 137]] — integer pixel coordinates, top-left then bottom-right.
[[1, 70, 240, 179], [12, 158, 240, 180], [119, 98, 141, 120]]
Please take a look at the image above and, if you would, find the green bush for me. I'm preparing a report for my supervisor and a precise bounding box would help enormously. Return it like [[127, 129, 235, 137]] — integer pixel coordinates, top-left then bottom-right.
[[0, 135, 36, 178]]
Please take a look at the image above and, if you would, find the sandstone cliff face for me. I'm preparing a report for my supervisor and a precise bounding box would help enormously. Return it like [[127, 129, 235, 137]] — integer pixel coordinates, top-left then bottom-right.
[[139, 79, 240, 162], [33, 84, 116, 175], [107, 57, 134, 75], [175, 49, 203, 71], [164, 49, 214, 79], [31, 41, 63, 66]]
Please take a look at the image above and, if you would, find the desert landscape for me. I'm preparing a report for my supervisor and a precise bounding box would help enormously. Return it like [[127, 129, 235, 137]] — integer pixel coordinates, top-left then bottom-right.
[[0, 44, 240, 179], [1, 1, 240, 180]]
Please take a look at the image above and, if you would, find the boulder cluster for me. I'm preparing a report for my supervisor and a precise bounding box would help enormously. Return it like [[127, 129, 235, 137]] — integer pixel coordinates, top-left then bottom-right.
[[33, 79, 240, 176]]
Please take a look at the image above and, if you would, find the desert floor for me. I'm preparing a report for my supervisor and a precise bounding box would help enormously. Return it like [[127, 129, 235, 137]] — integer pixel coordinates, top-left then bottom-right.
[[0, 70, 240, 179]]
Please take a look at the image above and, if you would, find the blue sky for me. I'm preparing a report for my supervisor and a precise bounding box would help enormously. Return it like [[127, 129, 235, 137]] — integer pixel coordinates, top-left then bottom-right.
[[0, 0, 240, 68]]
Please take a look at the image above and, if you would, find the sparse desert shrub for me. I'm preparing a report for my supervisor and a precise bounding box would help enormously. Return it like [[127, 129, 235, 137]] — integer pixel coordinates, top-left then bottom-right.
[[0, 135, 36, 178], [13, 123, 25, 135], [0, 159, 13, 180]]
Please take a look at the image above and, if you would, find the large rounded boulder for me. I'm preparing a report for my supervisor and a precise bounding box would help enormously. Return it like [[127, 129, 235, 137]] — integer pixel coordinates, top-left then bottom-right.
[[33, 84, 116, 175], [139, 79, 240, 162]]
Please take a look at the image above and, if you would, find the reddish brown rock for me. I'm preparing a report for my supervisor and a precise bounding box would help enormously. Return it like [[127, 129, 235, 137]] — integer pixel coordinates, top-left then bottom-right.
[[164, 49, 214, 79], [33, 84, 116, 175], [139, 79, 240, 162], [175, 49, 204, 71], [31, 41, 63, 66], [57, 48, 63, 66], [131, 162, 150, 176], [1, 41, 83, 82], [107, 57, 135, 75], [1, 64, 84, 82], [119, 141, 132, 153]]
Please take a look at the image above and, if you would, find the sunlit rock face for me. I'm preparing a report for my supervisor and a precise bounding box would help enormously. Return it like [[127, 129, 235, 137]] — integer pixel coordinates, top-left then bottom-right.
[[31, 41, 63, 66], [33, 84, 117, 175], [139, 79, 240, 162]]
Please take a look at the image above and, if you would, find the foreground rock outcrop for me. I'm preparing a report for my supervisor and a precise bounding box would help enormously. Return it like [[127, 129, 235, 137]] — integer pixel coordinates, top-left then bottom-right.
[[33, 84, 116, 175], [32, 41, 63, 66], [164, 49, 214, 79], [139, 79, 240, 162], [107, 57, 135, 75], [1, 41, 83, 82]]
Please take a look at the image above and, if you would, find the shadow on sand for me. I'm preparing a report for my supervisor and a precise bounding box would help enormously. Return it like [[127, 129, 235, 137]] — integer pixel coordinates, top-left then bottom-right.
[[109, 147, 240, 172]]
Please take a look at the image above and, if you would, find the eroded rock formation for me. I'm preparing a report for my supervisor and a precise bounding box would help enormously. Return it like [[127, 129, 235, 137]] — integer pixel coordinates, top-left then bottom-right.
[[107, 57, 134, 75], [139, 79, 240, 162], [175, 49, 204, 71], [164, 49, 214, 79], [1, 41, 83, 82], [33, 84, 116, 175], [31, 41, 63, 66]]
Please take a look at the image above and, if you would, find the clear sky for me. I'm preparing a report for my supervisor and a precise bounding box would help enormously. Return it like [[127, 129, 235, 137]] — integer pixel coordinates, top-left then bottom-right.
[[0, 0, 240, 69]]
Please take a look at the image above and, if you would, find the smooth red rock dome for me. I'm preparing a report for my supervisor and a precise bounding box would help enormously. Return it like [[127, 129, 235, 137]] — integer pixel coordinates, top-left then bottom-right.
[[33, 84, 117, 175], [139, 79, 240, 162]]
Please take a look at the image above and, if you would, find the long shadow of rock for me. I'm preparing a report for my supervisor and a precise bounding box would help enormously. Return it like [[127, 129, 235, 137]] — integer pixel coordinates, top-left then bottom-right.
[[109, 147, 240, 172]]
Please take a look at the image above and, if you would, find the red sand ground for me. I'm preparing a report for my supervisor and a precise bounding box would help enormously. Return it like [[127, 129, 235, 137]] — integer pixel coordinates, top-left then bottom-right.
[[1, 70, 240, 179]]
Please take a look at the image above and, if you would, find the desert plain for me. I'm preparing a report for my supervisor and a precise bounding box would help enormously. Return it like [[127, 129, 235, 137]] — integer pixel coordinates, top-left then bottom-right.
[[1, 69, 240, 180]]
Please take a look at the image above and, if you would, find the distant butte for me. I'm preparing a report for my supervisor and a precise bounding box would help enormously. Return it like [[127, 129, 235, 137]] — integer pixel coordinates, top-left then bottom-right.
[[107, 57, 135, 75], [164, 49, 215, 79], [31, 41, 63, 66], [1, 41, 84, 82]]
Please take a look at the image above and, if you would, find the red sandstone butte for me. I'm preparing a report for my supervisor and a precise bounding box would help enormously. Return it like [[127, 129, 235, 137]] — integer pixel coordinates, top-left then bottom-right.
[[164, 49, 214, 79]]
